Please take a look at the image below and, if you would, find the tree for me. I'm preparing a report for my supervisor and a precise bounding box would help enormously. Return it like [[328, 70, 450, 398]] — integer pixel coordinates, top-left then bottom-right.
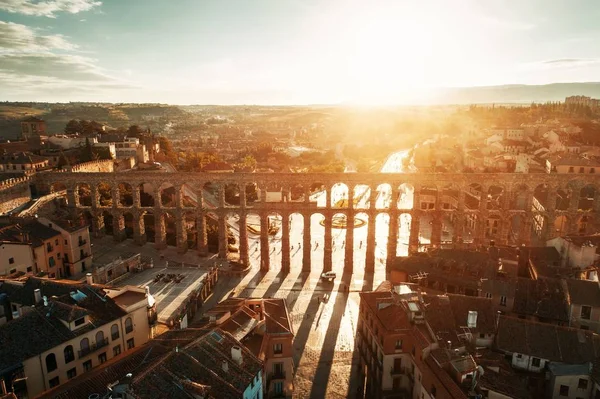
[[81, 138, 94, 162], [127, 125, 144, 137], [64, 119, 81, 134]]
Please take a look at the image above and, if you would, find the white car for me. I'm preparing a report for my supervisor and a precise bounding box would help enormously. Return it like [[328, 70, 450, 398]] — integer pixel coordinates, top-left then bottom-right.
[[321, 271, 336, 281]]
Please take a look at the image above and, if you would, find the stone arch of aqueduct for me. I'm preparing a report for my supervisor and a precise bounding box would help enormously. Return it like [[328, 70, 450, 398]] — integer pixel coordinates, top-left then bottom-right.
[[37, 171, 600, 273]]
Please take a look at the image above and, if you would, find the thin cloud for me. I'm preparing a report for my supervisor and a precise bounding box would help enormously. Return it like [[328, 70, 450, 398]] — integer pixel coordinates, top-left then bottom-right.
[[0, 21, 77, 51], [542, 58, 600, 66], [0, 0, 101, 18]]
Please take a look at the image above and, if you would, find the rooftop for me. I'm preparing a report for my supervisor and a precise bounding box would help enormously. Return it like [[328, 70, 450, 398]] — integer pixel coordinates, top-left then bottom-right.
[[496, 315, 600, 364]]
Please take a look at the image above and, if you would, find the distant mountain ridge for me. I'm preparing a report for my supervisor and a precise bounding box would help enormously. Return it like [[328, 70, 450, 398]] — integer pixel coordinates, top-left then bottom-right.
[[432, 82, 600, 105]]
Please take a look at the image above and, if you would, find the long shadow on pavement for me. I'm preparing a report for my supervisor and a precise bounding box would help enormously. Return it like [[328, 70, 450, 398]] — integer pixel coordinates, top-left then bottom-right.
[[307, 269, 352, 399], [262, 270, 286, 299], [292, 276, 335, 370], [285, 272, 310, 311]]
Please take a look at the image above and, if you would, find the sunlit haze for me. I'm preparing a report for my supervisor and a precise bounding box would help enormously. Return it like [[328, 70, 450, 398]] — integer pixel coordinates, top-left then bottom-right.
[[1, 0, 599, 104]]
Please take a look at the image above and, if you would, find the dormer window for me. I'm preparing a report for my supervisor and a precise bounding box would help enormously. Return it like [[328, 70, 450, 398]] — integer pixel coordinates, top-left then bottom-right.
[[74, 317, 85, 327]]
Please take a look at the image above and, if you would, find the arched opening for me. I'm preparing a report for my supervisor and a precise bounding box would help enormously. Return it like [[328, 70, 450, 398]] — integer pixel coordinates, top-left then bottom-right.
[[353, 212, 369, 269], [111, 324, 119, 341], [397, 213, 412, 256], [97, 182, 112, 207], [440, 213, 455, 245], [77, 183, 92, 207], [185, 212, 197, 249], [466, 183, 483, 210], [159, 182, 176, 207], [289, 183, 306, 202], [289, 212, 304, 269], [310, 213, 325, 267], [102, 211, 113, 235], [244, 182, 259, 206], [418, 214, 433, 247], [375, 183, 392, 210], [125, 317, 133, 333], [205, 212, 219, 254], [509, 214, 524, 245], [556, 186, 571, 211], [487, 185, 505, 210], [45, 353, 57, 373], [180, 183, 196, 208], [224, 183, 241, 206], [532, 214, 548, 244], [123, 212, 134, 239], [533, 184, 549, 211], [419, 185, 437, 211], [463, 214, 478, 245], [139, 183, 155, 207], [331, 183, 349, 208], [375, 213, 389, 269], [331, 212, 347, 269], [397, 183, 414, 210], [80, 337, 89, 353], [95, 330, 105, 344], [245, 212, 261, 266], [142, 211, 155, 243], [163, 211, 176, 246], [354, 184, 371, 209], [224, 212, 239, 256], [267, 212, 283, 270], [579, 185, 596, 211], [309, 182, 327, 208], [440, 184, 460, 211], [510, 184, 529, 211], [63, 345, 74, 363], [118, 183, 133, 207], [263, 182, 284, 203]]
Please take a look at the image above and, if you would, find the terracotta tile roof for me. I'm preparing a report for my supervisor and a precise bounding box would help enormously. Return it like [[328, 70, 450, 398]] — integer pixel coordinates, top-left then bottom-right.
[[424, 357, 468, 399], [263, 298, 293, 334], [496, 315, 600, 363], [513, 277, 570, 322], [359, 290, 412, 332], [0, 277, 127, 373], [446, 294, 496, 334], [566, 279, 600, 307]]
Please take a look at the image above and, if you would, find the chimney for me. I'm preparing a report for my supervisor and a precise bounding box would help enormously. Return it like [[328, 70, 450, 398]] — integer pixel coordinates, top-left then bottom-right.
[[221, 360, 229, 373], [231, 345, 243, 366], [43, 295, 48, 307], [34, 288, 42, 303], [86, 273, 93, 285]]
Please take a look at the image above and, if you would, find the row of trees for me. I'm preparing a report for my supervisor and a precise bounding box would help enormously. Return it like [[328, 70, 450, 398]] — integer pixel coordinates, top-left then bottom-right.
[[64, 120, 150, 138]]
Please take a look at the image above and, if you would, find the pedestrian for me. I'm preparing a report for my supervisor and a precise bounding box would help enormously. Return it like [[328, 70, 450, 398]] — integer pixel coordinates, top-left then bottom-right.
[[291, 245, 294, 250], [359, 240, 363, 249]]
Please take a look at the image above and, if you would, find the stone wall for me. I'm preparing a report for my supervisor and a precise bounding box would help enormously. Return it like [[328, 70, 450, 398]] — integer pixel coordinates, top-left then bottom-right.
[[0, 178, 31, 215]]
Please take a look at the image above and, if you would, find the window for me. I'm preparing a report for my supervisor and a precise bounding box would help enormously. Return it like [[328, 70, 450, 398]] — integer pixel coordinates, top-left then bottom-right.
[[531, 357, 541, 367], [591, 168, 596, 174], [395, 339, 402, 350], [98, 352, 107, 364], [9, 269, 16, 274], [83, 359, 92, 372], [74, 317, 85, 326], [500, 295, 507, 306], [64, 345, 74, 363], [49, 376, 60, 388], [273, 343, 283, 354], [113, 345, 121, 357], [579, 167, 585, 173], [96, 331, 105, 345], [516, 354, 522, 359], [560, 385, 569, 396], [45, 353, 57, 372], [581, 305, 592, 320], [479, 333, 485, 339], [579, 379, 588, 390], [80, 337, 90, 353], [55, 239, 59, 245], [111, 324, 120, 340], [569, 167, 575, 173], [421, 202, 427, 210], [485, 292, 492, 298], [431, 385, 437, 396], [67, 368, 77, 379], [127, 338, 135, 349], [274, 381, 283, 394], [125, 317, 133, 333], [8, 257, 14, 264], [26, 266, 32, 273]]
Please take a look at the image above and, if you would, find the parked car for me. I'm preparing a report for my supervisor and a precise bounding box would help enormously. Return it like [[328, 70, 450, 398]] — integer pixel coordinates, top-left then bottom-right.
[[321, 271, 336, 281]]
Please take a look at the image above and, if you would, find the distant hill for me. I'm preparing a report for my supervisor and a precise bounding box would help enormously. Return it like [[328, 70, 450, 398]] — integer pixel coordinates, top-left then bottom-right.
[[432, 82, 600, 105]]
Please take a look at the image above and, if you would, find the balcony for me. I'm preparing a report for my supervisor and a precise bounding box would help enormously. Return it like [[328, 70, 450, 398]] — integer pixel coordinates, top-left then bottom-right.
[[267, 370, 286, 385], [78, 338, 109, 359], [78, 239, 87, 247]]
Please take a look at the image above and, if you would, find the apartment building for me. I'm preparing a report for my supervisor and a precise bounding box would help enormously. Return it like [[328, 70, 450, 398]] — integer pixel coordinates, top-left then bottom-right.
[[207, 297, 295, 398], [0, 276, 155, 398], [356, 281, 499, 399], [38, 217, 92, 276], [0, 240, 35, 276], [0, 152, 50, 173]]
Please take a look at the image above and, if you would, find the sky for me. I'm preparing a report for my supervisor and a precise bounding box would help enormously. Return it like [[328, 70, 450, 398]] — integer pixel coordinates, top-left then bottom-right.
[[0, 0, 599, 104]]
